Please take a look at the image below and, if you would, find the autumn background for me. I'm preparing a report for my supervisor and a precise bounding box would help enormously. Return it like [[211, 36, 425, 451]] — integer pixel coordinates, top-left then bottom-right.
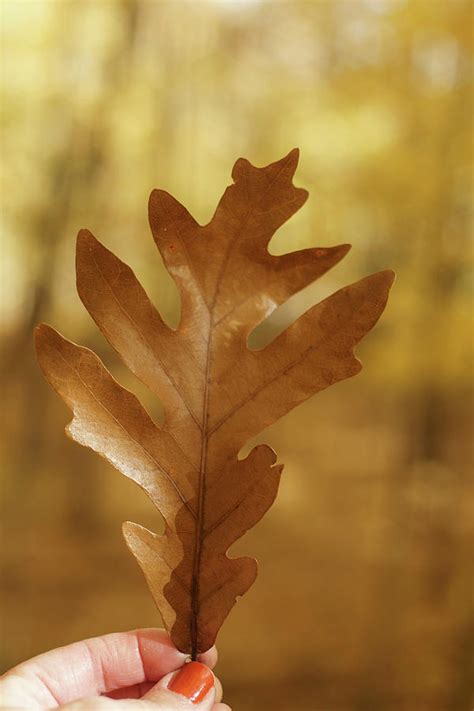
[[1, 1, 472, 709]]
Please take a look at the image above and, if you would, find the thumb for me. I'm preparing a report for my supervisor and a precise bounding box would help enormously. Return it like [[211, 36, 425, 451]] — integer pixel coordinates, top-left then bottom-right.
[[143, 662, 216, 710]]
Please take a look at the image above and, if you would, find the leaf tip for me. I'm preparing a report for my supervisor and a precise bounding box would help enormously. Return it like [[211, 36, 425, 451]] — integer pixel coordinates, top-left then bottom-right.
[[257, 443, 278, 465], [148, 188, 173, 214], [34, 322, 55, 350], [122, 521, 142, 551], [270, 147, 301, 179], [34, 323, 65, 383], [76, 227, 97, 251], [351, 357, 364, 379], [76, 229, 109, 301], [316, 242, 352, 264], [34, 321, 47, 338], [148, 188, 165, 226], [122, 520, 134, 538], [231, 156, 251, 182], [287, 146, 300, 163], [148, 189, 198, 238], [383, 268, 396, 287], [373, 268, 396, 300], [339, 242, 352, 257], [297, 186, 310, 203], [148, 187, 159, 209]]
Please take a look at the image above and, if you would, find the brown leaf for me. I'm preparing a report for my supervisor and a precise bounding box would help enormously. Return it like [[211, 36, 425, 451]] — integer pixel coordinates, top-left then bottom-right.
[[35, 149, 394, 657]]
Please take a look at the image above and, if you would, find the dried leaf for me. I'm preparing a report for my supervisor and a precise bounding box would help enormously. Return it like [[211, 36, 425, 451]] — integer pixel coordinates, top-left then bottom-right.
[[35, 149, 394, 657]]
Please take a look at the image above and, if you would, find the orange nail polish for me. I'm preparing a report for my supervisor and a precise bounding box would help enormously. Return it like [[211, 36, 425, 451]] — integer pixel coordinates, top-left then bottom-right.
[[168, 661, 214, 704]]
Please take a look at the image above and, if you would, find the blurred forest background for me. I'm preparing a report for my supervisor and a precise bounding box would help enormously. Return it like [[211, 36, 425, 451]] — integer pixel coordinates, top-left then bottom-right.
[[1, 1, 473, 710]]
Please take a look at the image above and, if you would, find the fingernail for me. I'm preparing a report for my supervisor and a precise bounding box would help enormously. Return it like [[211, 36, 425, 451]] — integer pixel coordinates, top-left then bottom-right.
[[168, 661, 214, 704]]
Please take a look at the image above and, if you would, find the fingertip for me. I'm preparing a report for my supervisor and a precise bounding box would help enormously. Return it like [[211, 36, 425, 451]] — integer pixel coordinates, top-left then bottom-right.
[[198, 644, 218, 669], [212, 673, 223, 703], [145, 662, 222, 707]]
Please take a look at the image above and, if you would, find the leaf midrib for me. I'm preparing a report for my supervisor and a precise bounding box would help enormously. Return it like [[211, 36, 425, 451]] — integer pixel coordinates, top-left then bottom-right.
[[163, 155, 295, 657]]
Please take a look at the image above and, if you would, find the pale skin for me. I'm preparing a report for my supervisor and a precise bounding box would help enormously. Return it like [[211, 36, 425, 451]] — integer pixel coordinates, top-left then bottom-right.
[[0, 629, 231, 711]]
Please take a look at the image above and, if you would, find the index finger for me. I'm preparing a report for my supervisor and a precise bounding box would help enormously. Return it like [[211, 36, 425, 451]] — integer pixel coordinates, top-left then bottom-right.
[[0, 628, 218, 708]]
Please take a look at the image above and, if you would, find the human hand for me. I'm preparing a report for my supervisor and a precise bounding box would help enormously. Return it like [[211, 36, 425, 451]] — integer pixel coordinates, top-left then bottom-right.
[[0, 628, 230, 711]]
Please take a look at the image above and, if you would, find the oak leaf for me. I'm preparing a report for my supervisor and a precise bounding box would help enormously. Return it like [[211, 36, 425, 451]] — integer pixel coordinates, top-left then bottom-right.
[[35, 149, 394, 657]]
